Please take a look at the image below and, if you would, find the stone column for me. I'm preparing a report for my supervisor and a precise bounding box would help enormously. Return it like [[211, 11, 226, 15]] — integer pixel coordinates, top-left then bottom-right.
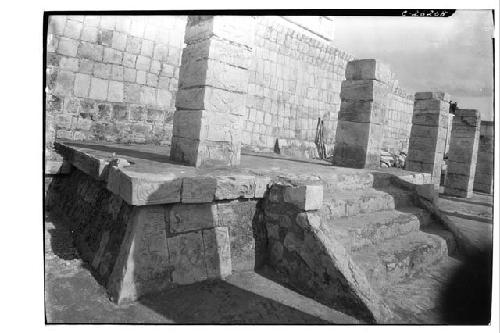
[[444, 109, 481, 198], [170, 16, 254, 167], [332, 59, 390, 168], [406, 92, 450, 182], [474, 120, 494, 194]]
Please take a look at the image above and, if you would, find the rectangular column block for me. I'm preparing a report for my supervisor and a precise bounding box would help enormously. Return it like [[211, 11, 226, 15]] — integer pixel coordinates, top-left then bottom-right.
[[345, 59, 392, 83], [444, 109, 480, 198], [170, 15, 254, 168], [333, 59, 390, 169], [474, 120, 494, 194], [406, 92, 450, 183]]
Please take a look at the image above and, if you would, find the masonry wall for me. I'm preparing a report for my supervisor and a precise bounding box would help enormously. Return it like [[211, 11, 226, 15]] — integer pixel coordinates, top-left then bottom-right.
[[242, 17, 354, 157], [45, 15, 186, 161], [382, 88, 414, 153], [45, 15, 415, 163]]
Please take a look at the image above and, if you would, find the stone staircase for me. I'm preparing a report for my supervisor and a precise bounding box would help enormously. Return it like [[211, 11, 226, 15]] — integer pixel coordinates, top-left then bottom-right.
[[319, 177, 461, 323]]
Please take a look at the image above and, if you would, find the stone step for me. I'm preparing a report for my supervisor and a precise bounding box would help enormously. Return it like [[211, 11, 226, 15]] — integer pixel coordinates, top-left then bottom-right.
[[350, 231, 448, 290], [421, 223, 458, 256], [380, 256, 462, 323], [321, 186, 415, 220], [326, 208, 432, 252]]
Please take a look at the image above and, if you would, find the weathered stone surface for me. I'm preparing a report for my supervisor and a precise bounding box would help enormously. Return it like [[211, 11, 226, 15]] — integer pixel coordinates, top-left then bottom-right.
[[184, 16, 255, 47], [108, 205, 171, 304], [176, 86, 246, 116], [217, 200, 263, 272], [202, 227, 232, 278], [340, 80, 389, 102], [283, 185, 323, 211], [215, 175, 256, 200], [170, 136, 241, 168], [413, 99, 449, 114], [167, 231, 207, 284], [412, 113, 449, 128], [416, 183, 439, 203], [254, 176, 271, 198], [345, 59, 392, 83], [414, 91, 451, 102], [444, 109, 480, 197], [337, 100, 385, 124], [181, 176, 217, 203], [172, 110, 243, 142], [181, 38, 252, 69], [474, 121, 494, 194], [119, 171, 182, 205], [72, 150, 107, 179], [178, 57, 249, 93], [169, 203, 218, 233]]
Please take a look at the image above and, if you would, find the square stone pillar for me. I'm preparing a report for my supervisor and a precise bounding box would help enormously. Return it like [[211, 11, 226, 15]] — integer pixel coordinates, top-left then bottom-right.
[[332, 59, 390, 168], [170, 16, 254, 167], [474, 120, 494, 194], [406, 92, 450, 182], [444, 109, 481, 198]]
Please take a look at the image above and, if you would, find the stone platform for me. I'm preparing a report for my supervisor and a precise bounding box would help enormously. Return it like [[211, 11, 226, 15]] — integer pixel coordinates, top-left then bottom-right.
[[47, 140, 458, 323]]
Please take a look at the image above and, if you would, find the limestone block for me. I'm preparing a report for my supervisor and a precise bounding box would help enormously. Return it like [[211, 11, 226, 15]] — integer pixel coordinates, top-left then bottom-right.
[[176, 86, 246, 116], [170, 136, 241, 168], [283, 184, 323, 211], [334, 121, 371, 146], [413, 99, 449, 114], [215, 175, 256, 200], [107, 206, 171, 304], [184, 16, 255, 47], [414, 91, 451, 102], [72, 150, 107, 180], [182, 38, 252, 69], [202, 227, 232, 278], [167, 231, 207, 284], [178, 57, 249, 93], [119, 171, 182, 205], [409, 124, 442, 139], [169, 203, 218, 233], [480, 120, 494, 137], [337, 100, 385, 124], [447, 161, 475, 176], [172, 110, 242, 142], [340, 80, 388, 102], [445, 173, 474, 191], [181, 176, 217, 203], [106, 165, 121, 195], [408, 136, 445, 153], [216, 200, 261, 271], [412, 113, 449, 128], [254, 176, 271, 198], [345, 59, 392, 83]]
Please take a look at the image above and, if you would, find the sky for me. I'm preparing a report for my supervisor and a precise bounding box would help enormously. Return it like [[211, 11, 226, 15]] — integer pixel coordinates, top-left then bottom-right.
[[333, 10, 495, 120]]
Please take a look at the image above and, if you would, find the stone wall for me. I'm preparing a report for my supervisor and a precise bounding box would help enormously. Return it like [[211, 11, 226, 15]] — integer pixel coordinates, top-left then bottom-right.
[[382, 89, 414, 153], [242, 16, 354, 158], [45, 15, 415, 164], [46, 15, 186, 161]]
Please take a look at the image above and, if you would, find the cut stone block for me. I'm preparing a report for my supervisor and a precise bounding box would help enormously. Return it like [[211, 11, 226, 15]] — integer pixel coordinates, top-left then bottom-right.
[[184, 16, 255, 47], [215, 175, 256, 200], [118, 170, 182, 205], [167, 231, 207, 285], [413, 99, 450, 114], [181, 38, 252, 69], [345, 59, 392, 83], [181, 176, 217, 203], [283, 184, 323, 211], [337, 100, 385, 124], [202, 227, 232, 278], [170, 135, 241, 168], [178, 57, 249, 93], [340, 80, 389, 102], [107, 206, 171, 304], [414, 91, 451, 102], [169, 203, 218, 233], [172, 110, 243, 142], [176, 86, 246, 116]]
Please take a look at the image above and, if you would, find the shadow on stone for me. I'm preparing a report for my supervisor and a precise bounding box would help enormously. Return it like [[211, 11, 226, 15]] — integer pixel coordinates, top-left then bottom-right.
[[439, 250, 492, 324], [440, 194, 493, 208], [138, 279, 330, 324]]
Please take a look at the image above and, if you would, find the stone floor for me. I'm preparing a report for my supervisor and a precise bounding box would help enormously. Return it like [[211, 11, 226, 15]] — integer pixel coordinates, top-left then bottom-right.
[[436, 190, 493, 256]]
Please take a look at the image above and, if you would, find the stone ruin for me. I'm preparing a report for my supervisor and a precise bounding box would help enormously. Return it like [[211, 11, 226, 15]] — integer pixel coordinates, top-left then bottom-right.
[[45, 15, 494, 324]]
